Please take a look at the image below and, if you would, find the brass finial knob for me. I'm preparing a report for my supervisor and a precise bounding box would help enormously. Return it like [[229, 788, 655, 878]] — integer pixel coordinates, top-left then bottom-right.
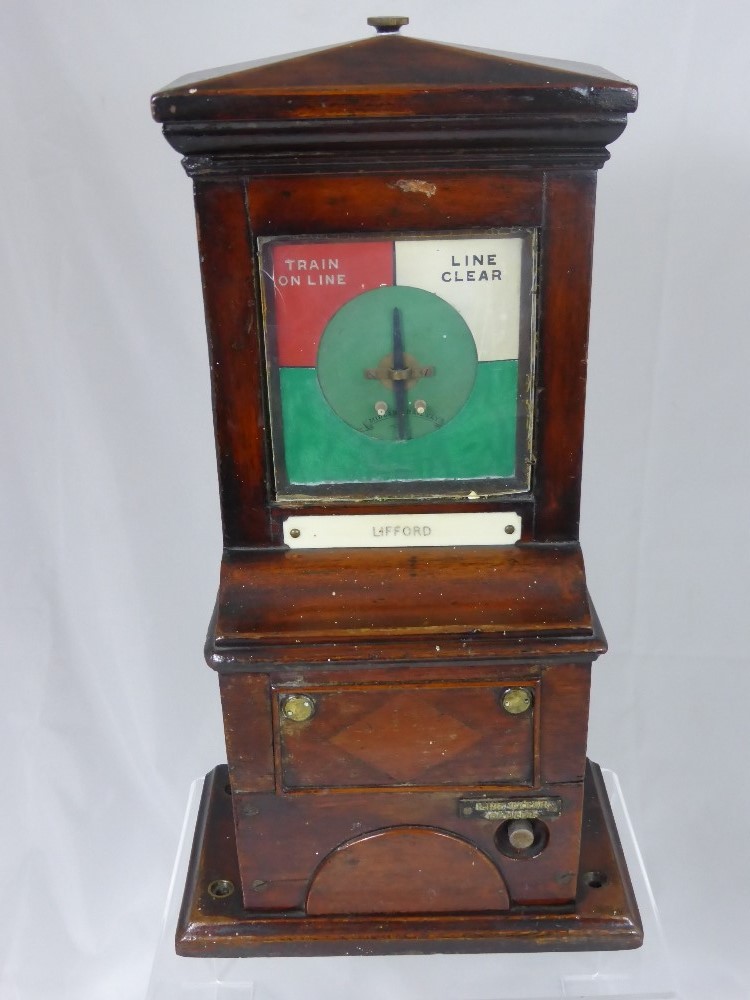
[[367, 15, 409, 33]]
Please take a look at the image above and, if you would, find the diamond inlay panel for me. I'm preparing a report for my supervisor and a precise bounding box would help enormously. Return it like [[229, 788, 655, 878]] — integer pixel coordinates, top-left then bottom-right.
[[330, 692, 482, 782], [278, 683, 535, 790]]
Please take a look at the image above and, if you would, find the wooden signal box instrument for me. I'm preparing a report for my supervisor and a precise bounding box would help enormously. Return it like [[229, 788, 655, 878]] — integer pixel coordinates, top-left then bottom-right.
[[152, 16, 641, 956]]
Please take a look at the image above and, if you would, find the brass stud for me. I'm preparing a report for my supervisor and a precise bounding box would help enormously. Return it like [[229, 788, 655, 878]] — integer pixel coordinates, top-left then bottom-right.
[[502, 688, 533, 715], [207, 879, 235, 899], [282, 694, 316, 722]]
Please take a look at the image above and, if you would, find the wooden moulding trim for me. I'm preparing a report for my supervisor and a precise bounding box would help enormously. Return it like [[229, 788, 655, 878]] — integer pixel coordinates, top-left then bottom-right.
[[206, 638, 607, 671], [155, 93, 635, 126], [161, 113, 628, 162], [175, 144, 619, 178], [205, 547, 607, 666], [212, 543, 595, 645]]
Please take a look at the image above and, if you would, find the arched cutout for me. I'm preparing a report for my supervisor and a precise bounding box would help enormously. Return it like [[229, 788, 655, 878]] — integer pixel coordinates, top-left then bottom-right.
[[306, 825, 510, 915]]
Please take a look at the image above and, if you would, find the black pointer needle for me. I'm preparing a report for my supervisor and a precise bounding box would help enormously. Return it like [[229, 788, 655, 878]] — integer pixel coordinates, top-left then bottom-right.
[[392, 306, 410, 441]]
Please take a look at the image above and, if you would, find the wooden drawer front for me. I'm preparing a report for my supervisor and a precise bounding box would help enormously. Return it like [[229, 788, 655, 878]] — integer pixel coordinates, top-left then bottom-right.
[[277, 683, 536, 790]]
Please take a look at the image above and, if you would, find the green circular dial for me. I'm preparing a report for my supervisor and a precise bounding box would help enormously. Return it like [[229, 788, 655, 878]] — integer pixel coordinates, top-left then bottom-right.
[[316, 286, 477, 442]]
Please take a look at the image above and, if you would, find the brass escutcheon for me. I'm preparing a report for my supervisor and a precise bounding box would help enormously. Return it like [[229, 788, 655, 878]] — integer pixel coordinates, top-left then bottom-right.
[[282, 694, 316, 722], [501, 687, 533, 715]]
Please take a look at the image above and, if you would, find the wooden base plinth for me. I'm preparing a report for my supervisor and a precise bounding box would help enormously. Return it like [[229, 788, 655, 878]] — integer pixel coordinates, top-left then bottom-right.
[[176, 760, 642, 957]]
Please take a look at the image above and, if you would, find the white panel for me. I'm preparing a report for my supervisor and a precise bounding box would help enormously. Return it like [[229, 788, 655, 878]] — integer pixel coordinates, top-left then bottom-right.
[[394, 236, 524, 361]]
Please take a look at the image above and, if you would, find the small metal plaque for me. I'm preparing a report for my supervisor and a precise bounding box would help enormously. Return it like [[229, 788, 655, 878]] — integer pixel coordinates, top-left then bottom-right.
[[458, 796, 562, 821], [284, 511, 522, 549]]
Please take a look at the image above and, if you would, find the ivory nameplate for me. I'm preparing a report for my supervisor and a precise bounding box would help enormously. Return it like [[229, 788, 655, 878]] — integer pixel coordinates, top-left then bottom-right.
[[283, 511, 522, 549]]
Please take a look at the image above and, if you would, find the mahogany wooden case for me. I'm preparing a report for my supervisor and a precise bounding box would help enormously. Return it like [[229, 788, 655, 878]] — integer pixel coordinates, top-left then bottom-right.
[[152, 20, 640, 955]]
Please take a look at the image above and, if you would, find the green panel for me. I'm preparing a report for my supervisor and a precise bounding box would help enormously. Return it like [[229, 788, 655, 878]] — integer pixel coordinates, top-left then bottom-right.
[[279, 360, 519, 486]]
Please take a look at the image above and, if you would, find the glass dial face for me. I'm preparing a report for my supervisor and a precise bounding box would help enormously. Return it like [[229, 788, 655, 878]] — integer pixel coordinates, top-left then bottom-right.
[[317, 286, 477, 442], [259, 231, 536, 501]]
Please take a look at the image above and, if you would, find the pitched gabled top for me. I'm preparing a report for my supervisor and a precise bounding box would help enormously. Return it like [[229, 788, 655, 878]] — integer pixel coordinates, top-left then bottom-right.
[[151, 28, 637, 124]]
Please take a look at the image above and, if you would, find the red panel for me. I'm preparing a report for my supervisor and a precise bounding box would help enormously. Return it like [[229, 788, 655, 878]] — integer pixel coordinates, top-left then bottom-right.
[[269, 240, 393, 367]]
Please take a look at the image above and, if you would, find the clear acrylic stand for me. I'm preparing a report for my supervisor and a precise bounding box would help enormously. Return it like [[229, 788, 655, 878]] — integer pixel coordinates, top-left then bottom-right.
[[146, 770, 678, 1000]]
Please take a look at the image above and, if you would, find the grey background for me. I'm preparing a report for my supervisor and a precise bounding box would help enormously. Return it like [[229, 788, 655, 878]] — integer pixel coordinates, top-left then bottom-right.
[[2, 2, 748, 997]]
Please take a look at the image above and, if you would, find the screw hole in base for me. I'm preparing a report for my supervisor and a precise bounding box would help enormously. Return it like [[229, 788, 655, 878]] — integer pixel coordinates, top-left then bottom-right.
[[583, 870, 608, 889]]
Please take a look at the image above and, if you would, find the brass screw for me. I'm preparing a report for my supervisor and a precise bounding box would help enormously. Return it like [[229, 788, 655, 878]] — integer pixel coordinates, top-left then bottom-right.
[[282, 694, 316, 722], [290, 528, 301, 538], [502, 688, 533, 715], [505, 523, 516, 535]]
